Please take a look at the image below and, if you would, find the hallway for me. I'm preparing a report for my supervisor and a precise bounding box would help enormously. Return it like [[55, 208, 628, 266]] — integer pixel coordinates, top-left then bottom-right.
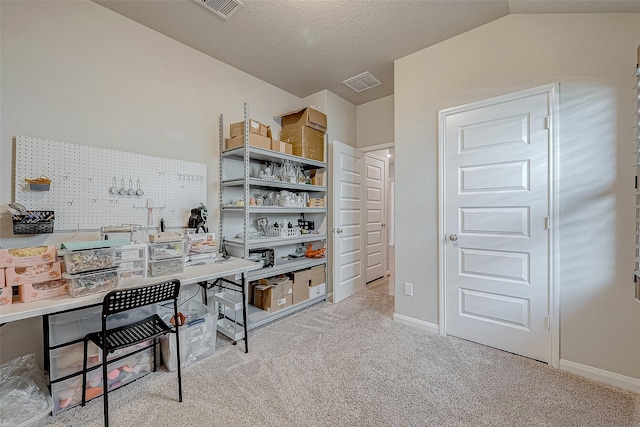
[[365, 245, 395, 296]]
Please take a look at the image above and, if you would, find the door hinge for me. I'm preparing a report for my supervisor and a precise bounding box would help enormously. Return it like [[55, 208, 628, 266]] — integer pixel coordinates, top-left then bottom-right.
[[544, 116, 550, 130], [544, 216, 551, 230], [544, 316, 550, 330]]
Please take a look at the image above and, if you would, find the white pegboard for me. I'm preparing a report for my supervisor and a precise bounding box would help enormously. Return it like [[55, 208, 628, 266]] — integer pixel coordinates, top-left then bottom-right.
[[14, 136, 207, 231]]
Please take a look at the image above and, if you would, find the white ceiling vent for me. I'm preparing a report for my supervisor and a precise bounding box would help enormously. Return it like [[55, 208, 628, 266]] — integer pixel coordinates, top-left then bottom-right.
[[194, 0, 244, 20], [343, 72, 381, 93]]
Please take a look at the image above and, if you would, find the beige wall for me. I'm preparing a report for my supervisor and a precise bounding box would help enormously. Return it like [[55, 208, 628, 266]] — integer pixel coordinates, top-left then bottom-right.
[[357, 95, 394, 148], [394, 13, 640, 379], [0, 0, 302, 365]]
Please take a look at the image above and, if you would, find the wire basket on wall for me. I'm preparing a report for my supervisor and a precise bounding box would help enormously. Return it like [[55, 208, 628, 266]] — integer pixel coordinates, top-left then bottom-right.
[[12, 211, 55, 235]]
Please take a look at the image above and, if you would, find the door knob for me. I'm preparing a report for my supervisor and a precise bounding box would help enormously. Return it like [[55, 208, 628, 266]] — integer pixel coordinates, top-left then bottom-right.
[[449, 233, 458, 241], [336, 228, 343, 234]]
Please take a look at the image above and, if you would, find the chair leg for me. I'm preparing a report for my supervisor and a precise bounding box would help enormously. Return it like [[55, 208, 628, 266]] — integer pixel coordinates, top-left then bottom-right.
[[175, 329, 183, 402], [102, 346, 109, 427], [81, 339, 89, 406]]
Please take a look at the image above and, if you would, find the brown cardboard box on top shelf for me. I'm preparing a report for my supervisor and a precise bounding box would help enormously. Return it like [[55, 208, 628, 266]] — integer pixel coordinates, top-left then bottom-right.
[[279, 126, 325, 162], [226, 133, 271, 151], [229, 119, 269, 139], [271, 139, 293, 155], [278, 107, 327, 133]]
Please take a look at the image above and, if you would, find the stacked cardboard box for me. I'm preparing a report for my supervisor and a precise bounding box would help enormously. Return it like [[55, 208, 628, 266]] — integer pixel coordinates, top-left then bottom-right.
[[290, 265, 326, 305], [278, 107, 327, 162], [0, 245, 68, 303], [254, 275, 293, 312], [226, 119, 271, 150]]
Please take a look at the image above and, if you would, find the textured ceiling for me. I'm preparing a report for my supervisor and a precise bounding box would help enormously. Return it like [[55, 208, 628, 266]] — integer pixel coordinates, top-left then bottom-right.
[[94, 0, 640, 106]]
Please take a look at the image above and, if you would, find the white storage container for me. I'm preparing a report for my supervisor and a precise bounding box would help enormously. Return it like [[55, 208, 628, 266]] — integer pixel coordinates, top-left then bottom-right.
[[147, 241, 186, 260], [115, 244, 148, 280], [114, 244, 147, 262], [63, 248, 116, 275], [63, 268, 118, 298], [159, 300, 216, 372], [51, 347, 154, 414]]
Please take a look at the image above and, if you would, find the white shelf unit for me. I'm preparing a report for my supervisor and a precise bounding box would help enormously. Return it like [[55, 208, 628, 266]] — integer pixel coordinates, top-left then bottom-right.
[[218, 103, 328, 330]]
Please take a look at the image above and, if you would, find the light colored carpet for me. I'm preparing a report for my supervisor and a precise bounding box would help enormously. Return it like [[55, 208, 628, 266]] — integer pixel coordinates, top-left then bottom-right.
[[47, 290, 640, 426]]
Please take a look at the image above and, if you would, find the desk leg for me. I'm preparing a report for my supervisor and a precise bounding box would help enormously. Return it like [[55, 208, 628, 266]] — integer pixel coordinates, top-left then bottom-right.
[[242, 272, 248, 353]]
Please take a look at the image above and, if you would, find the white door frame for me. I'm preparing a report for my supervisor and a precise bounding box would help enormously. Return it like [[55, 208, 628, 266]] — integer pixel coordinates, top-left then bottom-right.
[[438, 84, 560, 368]]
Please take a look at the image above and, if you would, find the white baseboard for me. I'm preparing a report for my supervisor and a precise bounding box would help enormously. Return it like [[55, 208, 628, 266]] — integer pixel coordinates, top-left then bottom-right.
[[393, 313, 439, 334], [559, 359, 640, 393]]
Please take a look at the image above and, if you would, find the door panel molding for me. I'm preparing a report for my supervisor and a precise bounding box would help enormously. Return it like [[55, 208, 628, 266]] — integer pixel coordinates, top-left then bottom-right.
[[438, 83, 560, 368]]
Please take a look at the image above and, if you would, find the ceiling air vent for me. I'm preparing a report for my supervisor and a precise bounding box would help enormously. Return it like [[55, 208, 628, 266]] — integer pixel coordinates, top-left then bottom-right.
[[194, 0, 244, 20], [343, 71, 381, 92]]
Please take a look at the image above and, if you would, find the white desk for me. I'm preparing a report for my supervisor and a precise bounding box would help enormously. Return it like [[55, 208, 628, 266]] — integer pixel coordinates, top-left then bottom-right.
[[0, 257, 261, 324]]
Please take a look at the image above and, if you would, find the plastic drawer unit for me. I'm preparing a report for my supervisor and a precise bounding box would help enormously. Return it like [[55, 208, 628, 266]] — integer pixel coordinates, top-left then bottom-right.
[[63, 268, 119, 298], [48, 339, 153, 382], [63, 248, 116, 275], [51, 347, 154, 414]]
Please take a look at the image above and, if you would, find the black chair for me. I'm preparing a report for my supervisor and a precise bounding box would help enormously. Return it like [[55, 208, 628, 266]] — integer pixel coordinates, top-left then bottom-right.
[[81, 280, 183, 426]]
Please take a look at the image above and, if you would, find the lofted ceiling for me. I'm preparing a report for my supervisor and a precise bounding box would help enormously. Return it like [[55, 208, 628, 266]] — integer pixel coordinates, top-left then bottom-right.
[[94, 0, 640, 106]]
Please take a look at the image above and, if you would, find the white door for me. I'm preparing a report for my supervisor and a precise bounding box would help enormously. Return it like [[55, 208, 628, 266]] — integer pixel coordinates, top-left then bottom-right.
[[365, 154, 387, 283], [331, 141, 365, 303], [442, 90, 551, 362]]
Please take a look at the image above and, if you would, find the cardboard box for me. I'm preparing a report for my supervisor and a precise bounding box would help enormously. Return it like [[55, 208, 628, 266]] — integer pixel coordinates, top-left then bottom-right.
[[254, 278, 293, 313], [0, 269, 4, 287], [0, 286, 11, 305], [230, 119, 269, 138], [257, 276, 293, 296], [0, 245, 57, 268], [310, 169, 325, 186], [280, 126, 325, 162], [270, 139, 293, 155], [292, 278, 310, 305], [226, 133, 271, 151], [5, 262, 63, 285], [279, 107, 327, 132], [289, 268, 312, 284], [309, 283, 326, 299], [309, 265, 326, 287], [18, 279, 69, 303], [308, 197, 326, 207]]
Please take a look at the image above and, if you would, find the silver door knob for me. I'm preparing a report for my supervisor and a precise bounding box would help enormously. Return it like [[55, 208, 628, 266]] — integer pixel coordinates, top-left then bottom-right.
[[336, 228, 343, 234], [449, 233, 458, 241]]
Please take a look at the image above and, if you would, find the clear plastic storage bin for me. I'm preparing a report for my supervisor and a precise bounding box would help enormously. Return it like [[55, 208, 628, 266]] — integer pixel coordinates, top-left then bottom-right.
[[63, 268, 118, 297], [148, 258, 184, 277], [51, 347, 154, 414], [159, 300, 216, 372], [147, 241, 186, 260], [48, 339, 153, 382], [48, 305, 156, 347], [63, 248, 116, 274]]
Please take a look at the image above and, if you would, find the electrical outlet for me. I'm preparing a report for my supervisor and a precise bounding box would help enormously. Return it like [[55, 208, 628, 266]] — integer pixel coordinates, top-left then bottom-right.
[[404, 282, 413, 296]]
